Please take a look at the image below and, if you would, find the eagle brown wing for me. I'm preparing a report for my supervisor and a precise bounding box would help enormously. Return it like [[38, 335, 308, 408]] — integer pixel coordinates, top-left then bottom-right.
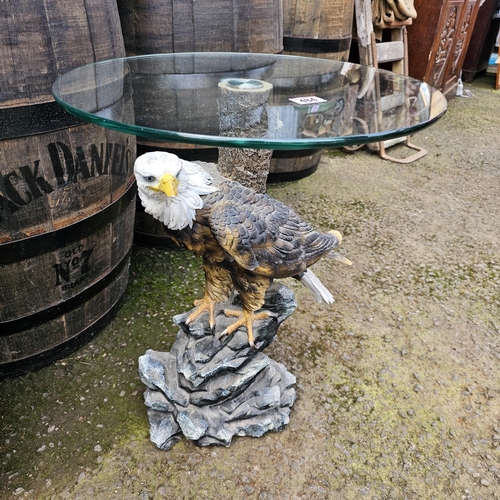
[[199, 181, 338, 278]]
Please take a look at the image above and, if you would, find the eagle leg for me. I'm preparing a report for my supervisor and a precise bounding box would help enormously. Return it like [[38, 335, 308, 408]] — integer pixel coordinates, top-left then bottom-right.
[[185, 295, 217, 332], [220, 309, 271, 348]]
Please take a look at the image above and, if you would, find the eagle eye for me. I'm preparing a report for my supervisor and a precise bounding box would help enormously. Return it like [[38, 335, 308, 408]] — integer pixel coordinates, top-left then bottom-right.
[[144, 175, 155, 182]]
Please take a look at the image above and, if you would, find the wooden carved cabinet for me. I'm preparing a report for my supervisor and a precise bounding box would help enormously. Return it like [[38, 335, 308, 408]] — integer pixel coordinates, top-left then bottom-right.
[[407, 0, 480, 98], [462, 0, 500, 82]]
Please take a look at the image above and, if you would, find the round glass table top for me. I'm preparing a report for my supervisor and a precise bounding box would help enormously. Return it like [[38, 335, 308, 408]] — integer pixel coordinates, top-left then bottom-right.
[[52, 52, 447, 150]]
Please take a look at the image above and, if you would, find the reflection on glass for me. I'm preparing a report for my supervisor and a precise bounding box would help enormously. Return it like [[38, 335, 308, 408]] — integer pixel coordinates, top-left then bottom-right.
[[52, 53, 447, 150]]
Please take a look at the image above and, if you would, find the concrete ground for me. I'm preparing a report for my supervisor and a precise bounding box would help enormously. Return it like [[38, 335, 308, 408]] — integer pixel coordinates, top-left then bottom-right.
[[1, 71, 499, 499]]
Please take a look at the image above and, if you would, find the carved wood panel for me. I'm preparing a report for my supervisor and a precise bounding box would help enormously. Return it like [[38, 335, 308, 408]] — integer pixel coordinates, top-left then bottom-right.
[[443, 0, 479, 95], [425, 0, 465, 89], [408, 0, 481, 97]]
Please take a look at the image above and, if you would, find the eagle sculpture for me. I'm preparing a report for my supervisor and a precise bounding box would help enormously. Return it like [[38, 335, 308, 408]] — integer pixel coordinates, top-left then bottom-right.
[[134, 152, 351, 346]]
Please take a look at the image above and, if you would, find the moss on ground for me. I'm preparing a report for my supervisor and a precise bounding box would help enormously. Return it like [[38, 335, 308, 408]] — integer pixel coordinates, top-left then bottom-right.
[[0, 245, 204, 498]]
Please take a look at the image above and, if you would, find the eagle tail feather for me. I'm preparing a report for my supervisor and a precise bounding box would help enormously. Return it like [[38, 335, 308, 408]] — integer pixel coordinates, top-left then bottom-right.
[[299, 269, 334, 304]]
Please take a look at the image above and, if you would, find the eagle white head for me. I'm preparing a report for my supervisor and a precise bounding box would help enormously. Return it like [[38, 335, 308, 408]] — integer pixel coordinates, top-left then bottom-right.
[[134, 151, 219, 231]]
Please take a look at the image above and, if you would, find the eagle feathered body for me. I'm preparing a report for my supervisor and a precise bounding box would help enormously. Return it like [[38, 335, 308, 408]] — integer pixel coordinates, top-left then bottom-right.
[[134, 151, 349, 345], [169, 180, 339, 312]]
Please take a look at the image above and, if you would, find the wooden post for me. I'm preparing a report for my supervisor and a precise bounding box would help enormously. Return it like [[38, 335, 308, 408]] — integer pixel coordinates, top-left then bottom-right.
[[217, 79, 273, 193]]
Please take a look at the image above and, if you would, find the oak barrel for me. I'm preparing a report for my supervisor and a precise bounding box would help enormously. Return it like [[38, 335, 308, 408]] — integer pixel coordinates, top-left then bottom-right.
[[283, 0, 355, 61], [0, 0, 136, 378], [117, 0, 283, 56]]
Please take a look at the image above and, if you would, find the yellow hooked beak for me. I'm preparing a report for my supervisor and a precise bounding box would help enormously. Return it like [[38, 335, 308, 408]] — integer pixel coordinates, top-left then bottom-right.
[[151, 173, 179, 197]]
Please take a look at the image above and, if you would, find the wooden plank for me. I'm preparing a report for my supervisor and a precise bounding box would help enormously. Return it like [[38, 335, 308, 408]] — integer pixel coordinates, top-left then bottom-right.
[[376, 41, 405, 63], [354, 0, 374, 48], [379, 92, 406, 112], [354, 0, 375, 65]]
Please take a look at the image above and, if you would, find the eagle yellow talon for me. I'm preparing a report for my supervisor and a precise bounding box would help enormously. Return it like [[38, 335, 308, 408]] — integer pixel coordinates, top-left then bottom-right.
[[186, 295, 217, 330], [220, 309, 271, 347]]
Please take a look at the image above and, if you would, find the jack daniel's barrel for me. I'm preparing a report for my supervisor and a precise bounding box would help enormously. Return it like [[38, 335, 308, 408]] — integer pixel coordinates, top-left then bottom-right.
[[0, 0, 136, 378]]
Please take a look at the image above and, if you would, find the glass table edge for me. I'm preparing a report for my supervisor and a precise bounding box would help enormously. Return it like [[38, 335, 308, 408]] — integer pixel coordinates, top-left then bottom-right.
[[51, 52, 448, 151], [52, 89, 447, 151]]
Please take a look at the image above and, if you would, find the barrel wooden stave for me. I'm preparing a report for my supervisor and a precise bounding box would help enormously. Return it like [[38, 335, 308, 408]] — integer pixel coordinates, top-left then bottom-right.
[[121, 0, 283, 56], [282, 0, 355, 62], [0, 0, 125, 107], [0, 256, 131, 377]]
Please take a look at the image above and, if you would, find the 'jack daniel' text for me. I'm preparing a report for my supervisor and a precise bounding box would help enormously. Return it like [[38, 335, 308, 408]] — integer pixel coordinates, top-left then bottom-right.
[[0, 139, 133, 224]]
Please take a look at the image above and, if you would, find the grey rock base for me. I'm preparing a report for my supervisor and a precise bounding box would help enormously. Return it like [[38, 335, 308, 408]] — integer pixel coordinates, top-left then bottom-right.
[[138, 284, 297, 450]]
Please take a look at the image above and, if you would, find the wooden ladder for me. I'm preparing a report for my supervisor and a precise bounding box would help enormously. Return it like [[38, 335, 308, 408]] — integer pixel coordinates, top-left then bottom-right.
[[353, 0, 427, 163]]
